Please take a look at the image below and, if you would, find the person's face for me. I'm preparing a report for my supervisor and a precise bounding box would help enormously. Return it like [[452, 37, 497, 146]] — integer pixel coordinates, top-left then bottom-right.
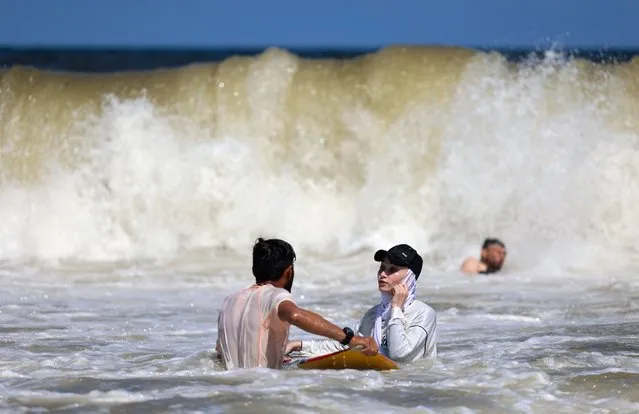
[[283, 265, 294, 293], [481, 244, 507, 270], [377, 258, 408, 293]]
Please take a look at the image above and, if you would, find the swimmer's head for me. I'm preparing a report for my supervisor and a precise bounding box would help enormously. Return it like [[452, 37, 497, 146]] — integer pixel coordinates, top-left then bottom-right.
[[480, 238, 507, 272]]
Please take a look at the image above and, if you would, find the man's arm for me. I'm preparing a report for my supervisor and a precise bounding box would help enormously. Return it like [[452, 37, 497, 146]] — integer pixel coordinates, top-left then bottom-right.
[[215, 337, 222, 359], [278, 300, 378, 355], [461, 257, 481, 274], [215, 312, 223, 359]]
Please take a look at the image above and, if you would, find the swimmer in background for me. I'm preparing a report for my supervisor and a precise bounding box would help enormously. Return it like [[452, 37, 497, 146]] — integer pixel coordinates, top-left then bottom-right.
[[461, 238, 507, 274]]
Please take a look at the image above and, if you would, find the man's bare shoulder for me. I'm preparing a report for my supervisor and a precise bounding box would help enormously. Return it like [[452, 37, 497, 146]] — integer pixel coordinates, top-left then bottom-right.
[[461, 257, 483, 274]]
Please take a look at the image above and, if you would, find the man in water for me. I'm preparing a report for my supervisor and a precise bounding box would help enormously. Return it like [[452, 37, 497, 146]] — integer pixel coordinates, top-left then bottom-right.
[[286, 244, 437, 362], [460, 238, 507, 274], [215, 237, 378, 370]]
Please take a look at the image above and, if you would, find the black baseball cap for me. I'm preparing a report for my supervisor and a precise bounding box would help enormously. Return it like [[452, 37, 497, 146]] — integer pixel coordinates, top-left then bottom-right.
[[374, 244, 423, 279]]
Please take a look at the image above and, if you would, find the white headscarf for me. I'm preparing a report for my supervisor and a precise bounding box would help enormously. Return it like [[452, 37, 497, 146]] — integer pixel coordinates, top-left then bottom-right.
[[372, 269, 417, 355]]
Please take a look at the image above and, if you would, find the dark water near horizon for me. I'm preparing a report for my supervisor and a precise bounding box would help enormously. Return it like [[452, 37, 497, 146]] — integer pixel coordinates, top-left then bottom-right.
[[1, 46, 638, 72]]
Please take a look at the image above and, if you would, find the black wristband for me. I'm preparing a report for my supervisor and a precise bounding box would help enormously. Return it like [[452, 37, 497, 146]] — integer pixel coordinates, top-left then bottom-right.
[[340, 327, 354, 345]]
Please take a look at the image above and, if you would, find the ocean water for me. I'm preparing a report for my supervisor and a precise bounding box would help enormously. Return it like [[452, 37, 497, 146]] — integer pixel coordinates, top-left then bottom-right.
[[1, 46, 638, 413]]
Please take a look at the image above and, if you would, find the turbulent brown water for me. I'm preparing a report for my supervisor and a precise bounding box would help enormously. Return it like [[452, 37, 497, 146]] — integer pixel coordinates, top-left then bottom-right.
[[1, 46, 638, 412]]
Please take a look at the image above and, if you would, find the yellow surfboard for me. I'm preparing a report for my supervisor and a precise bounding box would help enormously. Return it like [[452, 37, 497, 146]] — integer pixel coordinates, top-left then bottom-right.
[[296, 347, 399, 371]]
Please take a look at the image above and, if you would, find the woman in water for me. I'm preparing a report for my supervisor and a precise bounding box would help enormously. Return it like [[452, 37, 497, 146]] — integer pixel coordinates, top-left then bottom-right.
[[286, 244, 437, 362]]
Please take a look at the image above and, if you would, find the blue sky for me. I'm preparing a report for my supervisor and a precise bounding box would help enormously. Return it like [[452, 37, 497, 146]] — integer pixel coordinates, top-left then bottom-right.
[[1, 0, 638, 49]]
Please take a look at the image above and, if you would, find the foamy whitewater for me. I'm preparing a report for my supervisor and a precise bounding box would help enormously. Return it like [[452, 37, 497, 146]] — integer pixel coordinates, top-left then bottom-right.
[[1, 46, 638, 412]]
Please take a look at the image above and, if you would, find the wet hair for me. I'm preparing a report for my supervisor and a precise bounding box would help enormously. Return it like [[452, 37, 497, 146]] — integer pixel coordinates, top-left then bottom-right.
[[482, 238, 505, 249], [252, 237, 296, 283]]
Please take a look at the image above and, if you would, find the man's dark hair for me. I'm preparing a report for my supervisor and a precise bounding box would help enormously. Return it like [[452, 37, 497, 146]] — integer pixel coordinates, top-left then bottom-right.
[[252, 237, 296, 283], [482, 238, 505, 249]]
